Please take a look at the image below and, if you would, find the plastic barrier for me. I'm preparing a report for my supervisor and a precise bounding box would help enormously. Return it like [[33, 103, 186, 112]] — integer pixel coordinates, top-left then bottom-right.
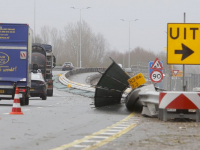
[[158, 91, 200, 122]]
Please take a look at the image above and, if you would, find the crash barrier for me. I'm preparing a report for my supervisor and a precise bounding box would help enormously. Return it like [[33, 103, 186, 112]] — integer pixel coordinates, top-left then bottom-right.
[[158, 91, 200, 122], [10, 87, 23, 115], [85, 74, 102, 85], [124, 84, 160, 117], [65, 68, 106, 78], [94, 58, 130, 107], [58, 67, 107, 92], [59, 74, 95, 92], [125, 88, 142, 111]]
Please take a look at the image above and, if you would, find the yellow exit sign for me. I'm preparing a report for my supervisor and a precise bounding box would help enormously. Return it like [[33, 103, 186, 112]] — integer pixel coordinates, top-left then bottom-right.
[[128, 73, 146, 90], [167, 23, 200, 64]]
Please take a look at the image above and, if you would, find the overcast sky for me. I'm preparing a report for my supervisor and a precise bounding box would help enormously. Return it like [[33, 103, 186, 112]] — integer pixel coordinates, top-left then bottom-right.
[[1, 0, 200, 54]]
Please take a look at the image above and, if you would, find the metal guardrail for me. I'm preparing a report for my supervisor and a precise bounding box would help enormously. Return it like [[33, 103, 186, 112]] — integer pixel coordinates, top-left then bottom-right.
[[58, 67, 107, 92], [59, 74, 95, 92], [64, 68, 106, 78]]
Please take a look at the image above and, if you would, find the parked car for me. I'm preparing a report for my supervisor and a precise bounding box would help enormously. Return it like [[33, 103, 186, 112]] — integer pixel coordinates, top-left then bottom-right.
[[62, 62, 74, 71], [30, 70, 47, 100]]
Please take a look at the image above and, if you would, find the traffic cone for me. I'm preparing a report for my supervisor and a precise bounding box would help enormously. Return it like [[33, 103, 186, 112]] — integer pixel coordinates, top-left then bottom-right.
[[10, 87, 23, 115]]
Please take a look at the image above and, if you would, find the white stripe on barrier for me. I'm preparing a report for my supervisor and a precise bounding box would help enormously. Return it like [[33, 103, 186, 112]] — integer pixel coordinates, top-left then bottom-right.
[[14, 94, 20, 99], [13, 103, 21, 108], [159, 92, 200, 109], [159, 93, 180, 109]]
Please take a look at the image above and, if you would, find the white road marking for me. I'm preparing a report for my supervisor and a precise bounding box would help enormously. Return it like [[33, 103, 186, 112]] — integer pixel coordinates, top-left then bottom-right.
[[37, 107, 43, 109], [107, 129, 121, 132], [117, 125, 130, 127], [83, 140, 100, 143], [112, 126, 126, 129], [3, 113, 9, 115], [92, 136, 109, 139], [73, 145, 89, 148], [100, 132, 116, 135]]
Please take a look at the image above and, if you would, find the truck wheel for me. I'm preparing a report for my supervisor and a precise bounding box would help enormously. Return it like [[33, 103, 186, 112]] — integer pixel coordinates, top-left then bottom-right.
[[25, 97, 29, 105], [47, 90, 53, 96], [42, 94, 47, 100], [20, 97, 25, 106]]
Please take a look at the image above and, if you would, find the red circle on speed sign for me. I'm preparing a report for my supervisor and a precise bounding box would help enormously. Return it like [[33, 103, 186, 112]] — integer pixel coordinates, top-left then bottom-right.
[[150, 70, 163, 83]]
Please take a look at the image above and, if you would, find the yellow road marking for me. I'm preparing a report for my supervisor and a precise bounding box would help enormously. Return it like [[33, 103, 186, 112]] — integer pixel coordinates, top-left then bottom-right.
[[50, 112, 138, 150]]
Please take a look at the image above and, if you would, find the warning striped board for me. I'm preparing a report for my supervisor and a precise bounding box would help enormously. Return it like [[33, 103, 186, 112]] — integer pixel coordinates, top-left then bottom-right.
[[159, 91, 200, 109]]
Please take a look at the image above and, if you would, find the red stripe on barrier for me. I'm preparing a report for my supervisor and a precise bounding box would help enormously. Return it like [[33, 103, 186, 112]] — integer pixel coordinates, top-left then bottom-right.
[[13, 99, 20, 103], [166, 94, 198, 109], [159, 92, 167, 105], [12, 108, 22, 112]]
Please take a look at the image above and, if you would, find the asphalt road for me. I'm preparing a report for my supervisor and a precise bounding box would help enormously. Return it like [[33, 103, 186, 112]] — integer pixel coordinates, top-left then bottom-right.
[[1, 71, 200, 150]]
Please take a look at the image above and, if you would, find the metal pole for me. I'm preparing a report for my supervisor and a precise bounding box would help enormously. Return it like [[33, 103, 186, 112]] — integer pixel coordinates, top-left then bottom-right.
[[123, 53, 124, 68], [80, 9, 82, 68], [34, 0, 36, 42], [183, 12, 186, 91], [71, 7, 91, 68], [129, 21, 131, 68]]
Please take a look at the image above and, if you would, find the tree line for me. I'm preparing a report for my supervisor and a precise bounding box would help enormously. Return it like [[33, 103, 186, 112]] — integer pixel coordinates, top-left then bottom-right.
[[35, 21, 200, 74]]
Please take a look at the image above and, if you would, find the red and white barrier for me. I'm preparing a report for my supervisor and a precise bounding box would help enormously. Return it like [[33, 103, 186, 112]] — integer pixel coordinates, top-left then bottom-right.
[[158, 91, 200, 122], [159, 91, 200, 109]]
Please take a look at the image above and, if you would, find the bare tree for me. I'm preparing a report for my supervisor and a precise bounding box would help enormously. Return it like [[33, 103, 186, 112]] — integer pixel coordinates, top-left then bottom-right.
[[40, 26, 50, 44]]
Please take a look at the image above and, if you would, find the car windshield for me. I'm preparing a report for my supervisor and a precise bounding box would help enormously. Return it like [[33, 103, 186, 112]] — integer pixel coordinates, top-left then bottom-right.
[[64, 63, 71, 65], [31, 73, 44, 81]]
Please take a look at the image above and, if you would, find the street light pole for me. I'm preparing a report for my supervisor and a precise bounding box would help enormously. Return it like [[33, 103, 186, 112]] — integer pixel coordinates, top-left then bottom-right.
[[71, 7, 91, 68], [34, 0, 36, 42], [121, 19, 138, 68]]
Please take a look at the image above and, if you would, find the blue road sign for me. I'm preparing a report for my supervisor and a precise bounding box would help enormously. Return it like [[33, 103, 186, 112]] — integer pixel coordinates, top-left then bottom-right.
[[148, 61, 163, 80]]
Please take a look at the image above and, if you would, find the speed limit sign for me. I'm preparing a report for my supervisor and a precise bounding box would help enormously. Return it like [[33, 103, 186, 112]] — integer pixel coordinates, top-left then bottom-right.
[[150, 70, 163, 83]]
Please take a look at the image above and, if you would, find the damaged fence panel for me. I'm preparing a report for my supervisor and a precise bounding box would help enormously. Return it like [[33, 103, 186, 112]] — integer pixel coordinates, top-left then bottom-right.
[[94, 58, 130, 107]]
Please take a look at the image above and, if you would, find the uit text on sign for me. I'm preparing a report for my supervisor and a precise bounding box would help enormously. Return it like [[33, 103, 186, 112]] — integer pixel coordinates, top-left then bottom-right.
[[167, 23, 200, 64]]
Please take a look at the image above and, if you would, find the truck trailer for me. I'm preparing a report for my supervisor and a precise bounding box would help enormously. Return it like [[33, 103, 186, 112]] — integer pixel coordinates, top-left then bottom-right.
[[32, 43, 56, 97], [42, 44, 56, 96], [0, 23, 32, 106]]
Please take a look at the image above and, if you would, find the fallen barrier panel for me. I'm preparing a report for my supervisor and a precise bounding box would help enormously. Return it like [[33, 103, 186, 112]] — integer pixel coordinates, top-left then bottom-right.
[[94, 58, 130, 107]]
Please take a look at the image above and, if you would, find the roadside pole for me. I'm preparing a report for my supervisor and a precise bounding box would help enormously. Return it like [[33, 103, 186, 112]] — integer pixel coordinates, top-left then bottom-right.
[[183, 12, 186, 91]]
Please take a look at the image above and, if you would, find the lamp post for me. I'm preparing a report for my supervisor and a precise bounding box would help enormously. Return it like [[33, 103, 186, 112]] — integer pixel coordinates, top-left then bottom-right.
[[34, 0, 36, 42], [71, 7, 91, 68], [121, 19, 138, 68]]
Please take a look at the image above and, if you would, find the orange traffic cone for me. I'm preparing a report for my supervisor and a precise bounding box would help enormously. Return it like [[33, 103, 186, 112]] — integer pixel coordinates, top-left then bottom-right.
[[10, 87, 23, 115]]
